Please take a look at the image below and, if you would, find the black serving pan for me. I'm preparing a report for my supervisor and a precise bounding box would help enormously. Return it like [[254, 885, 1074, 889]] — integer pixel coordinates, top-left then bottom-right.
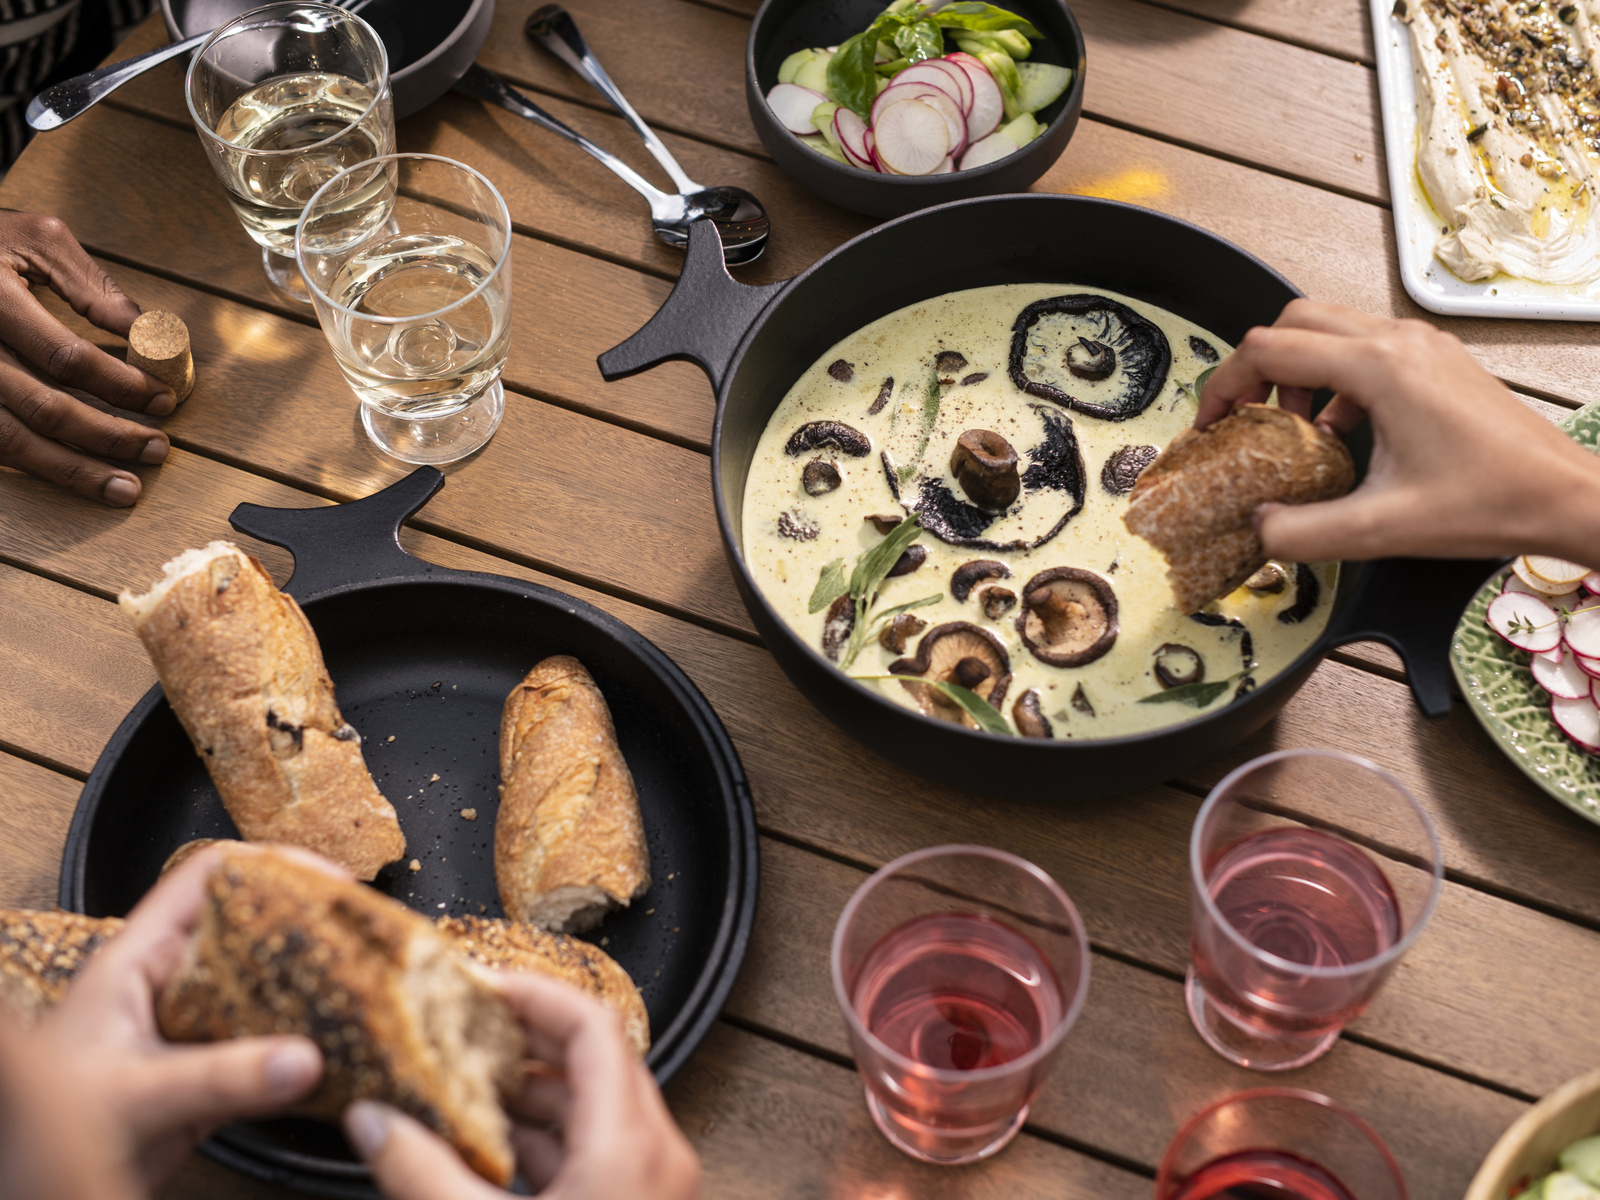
[[163, 0, 494, 119], [599, 193, 1494, 802], [61, 468, 757, 1199]]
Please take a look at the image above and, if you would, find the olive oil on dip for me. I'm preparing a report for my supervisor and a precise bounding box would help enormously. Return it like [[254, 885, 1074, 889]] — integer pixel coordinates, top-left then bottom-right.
[[741, 283, 1335, 739]]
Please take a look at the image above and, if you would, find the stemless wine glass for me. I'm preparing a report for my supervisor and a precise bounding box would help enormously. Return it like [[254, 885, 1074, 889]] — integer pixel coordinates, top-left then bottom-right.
[[1187, 749, 1443, 1071], [831, 845, 1090, 1165], [297, 153, 512, 465], [1157, 1089, 1408, 1200], [186, 1, 395, 304]]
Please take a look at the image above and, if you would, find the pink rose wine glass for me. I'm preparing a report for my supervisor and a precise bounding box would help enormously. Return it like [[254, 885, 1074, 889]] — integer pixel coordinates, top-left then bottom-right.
[[831, 845, 1090, 1164], [1157, 1088, 1407, 1200], [1188, 749, 1443, 1071]]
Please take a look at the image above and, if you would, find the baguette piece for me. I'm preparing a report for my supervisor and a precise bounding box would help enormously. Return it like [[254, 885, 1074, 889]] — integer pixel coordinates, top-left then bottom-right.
[[119, 543, 405, 880], [156, 849, 524, 1186], [496, 657, 650, 933], [1123, 405, 1354, 613], [439, 915, 650, 1058], [0, 911, 123, 1023]]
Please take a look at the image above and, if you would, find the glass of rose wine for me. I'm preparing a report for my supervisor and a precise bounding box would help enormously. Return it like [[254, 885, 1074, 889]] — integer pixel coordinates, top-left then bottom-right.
[[1188, 749, 1443, 1071], [831, 845, 1090, 1165], [1157, 1088, 1407, 1200]]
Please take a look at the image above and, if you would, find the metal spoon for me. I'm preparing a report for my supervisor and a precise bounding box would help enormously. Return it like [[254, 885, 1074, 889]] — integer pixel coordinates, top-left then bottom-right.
[[25, 0, 372, 132], [453, 64, 768, 266], [522, 3, 768, 265]]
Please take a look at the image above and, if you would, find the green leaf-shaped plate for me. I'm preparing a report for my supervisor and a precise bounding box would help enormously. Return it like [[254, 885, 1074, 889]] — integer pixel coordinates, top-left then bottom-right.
[[1450, 400, 1600, 824]]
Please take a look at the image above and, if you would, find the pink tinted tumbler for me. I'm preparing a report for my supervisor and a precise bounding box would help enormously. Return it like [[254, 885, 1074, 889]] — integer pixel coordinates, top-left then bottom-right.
[[831, 845, 1090, 1164]]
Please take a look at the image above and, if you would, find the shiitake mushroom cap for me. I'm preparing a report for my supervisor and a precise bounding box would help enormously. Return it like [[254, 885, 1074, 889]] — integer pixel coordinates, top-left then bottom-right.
[[888, 621, 1012, 724], [1013, 689, 1053, 739], [1016, 567, 1119, 667], [802, 458, 841, 496], [950, 428, 1021, 512], [1153, 643, 1204, 688], [951, 559, 1010, 602]]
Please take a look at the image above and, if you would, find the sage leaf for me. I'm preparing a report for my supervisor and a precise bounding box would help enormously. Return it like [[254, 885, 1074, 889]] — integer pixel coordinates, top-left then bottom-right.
[[933, 2, 1042, 36], [871, 593, 942, 626], [1179, 364, 1221, 404], [850, 511, 925, 604], [855, 675, 1014, 736], [1138, 668, 1249, 708], [809, 557, 848, 614], [910, 365, 941, 467]]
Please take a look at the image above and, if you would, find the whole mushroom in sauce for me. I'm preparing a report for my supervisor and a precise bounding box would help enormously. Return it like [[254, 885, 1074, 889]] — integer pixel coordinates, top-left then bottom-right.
[[1009, 294, 1173, 422], [1153, 643, 1204, 688], [889, 622, 1012, 725], [951, 559, 1010, 602], [1016, 568, 1119, 667], [980, 586, 1016, 620], [950, 429, 1020, 512], [1012, 689, 1053, 739], [802, 458, 841, 496]]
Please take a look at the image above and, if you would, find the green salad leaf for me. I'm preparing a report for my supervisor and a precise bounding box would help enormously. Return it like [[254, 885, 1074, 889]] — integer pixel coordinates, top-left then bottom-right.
[[855, 674, 1014, 735], [893, 18, 944, 62], [827, 27, 884, 118], [808, 557, 848, 613], [933, 3, 1041, 36]]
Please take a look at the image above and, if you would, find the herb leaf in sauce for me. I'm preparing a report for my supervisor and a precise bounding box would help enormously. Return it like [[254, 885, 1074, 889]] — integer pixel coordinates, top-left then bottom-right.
[[1138, 667, 1252, 708], [854, 674, 1014, 735], [1178, 363, 1220, 404], [809, 557, 848, 614], [841, 516, 928, 667], [911, 365, 941, 466]]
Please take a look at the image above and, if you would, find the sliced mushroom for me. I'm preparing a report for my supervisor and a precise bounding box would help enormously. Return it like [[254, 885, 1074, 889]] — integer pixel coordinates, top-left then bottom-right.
[[777, 511, 818, 541], [802, 458, 841, 496], [1245, 563, 1288, 594], [821, 594, 854, 662], [1009, 294, 1173, 422], [865, 513, 903, 535], [887, 544, 927, 577], [1153, 643, 1204, 688], [879, 612, 928, 655], [889, 622, 1012, 724], [950, 429, 1020, 512], [1071, 683, 1095, 716], [951, 559, 1010, 602], [1013, 689, 1053, 739], [1188, 335, 1220, 363], [1101, 444, 1159, 495], [981, 586, 1016, 620], [960, 372, 989, 386], [1016, 568, 1118, 667], [786, 421, 871, 457], [936, 350, 968, 375], [868, 376, 894, 415], [1278, 564, 1321, 624], [828, 358, 854, 382]]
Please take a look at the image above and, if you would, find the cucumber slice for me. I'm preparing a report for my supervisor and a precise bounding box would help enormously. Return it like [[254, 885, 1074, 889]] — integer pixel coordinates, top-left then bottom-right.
[[812, 101, 842, 149], [1015, 62, 1074, 115], [1547, 1172, 1600, 1200], [971, 49, 1022, 122], [805, 136, 850, 164], [794, 49, 834, 96], [955, 30, 1031, 60], [997, 113, 1040, 148], [778, 49, 815, 86], [1561, 1138, 1600, 1188]]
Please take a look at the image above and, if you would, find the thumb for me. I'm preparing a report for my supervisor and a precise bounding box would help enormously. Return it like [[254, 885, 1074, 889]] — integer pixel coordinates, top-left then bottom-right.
[[345, 1102, 501, 1200], [1255, 491, 1402, 563], [123, 1037, 322, 1139]]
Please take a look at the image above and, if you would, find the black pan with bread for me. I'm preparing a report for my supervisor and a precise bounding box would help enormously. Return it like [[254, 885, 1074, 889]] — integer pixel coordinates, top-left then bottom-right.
[[62, 469, 757, 1199]]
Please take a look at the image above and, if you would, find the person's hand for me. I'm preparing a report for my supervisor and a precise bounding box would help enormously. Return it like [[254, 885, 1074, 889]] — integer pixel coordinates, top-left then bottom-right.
[[0, 211, 178, 506], [34, 844, 325, 1190], [345, 972, 701, 1200], [1196, 299, 1600, 564]]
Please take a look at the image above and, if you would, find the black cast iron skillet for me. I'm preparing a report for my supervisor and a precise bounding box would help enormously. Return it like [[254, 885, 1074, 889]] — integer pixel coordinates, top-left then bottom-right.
[[163, 0, 495, 119], [598, 193, 1495, 802], [61, 468, 758, 1199]]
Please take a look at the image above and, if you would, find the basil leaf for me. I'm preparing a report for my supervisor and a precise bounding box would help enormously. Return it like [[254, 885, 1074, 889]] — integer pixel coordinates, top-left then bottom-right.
[[854, 675, 1014, 736], [893, 18, 944, 62], [933, 3, 1041, 37], [1138, 670, 1244, 708], [808, 558, 848, 614], [827, 23, 889, 117]]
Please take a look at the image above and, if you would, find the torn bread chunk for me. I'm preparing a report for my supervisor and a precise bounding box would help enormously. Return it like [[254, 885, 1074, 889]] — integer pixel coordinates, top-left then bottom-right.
[[0, 911, 123, 1024], [119, 543, 405, 880]]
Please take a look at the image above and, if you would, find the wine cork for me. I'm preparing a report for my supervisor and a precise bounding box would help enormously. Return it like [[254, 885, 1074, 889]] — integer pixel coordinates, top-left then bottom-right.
[[127, 310, 195, 402]]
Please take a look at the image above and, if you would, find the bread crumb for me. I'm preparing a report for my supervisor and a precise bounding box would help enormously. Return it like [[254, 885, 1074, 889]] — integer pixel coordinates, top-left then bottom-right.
[[644, 908, 655, 916], [386, 735, 395, 743], [430, 773, 440, 782], [408, 859, 421, 872], [478, 902, 486, 913], [667, 873, 675, 881], [461, 808, 478, 821], [600, 937, 609, 946], [672, 926, 680, 933], [436, 902, 446, 909]]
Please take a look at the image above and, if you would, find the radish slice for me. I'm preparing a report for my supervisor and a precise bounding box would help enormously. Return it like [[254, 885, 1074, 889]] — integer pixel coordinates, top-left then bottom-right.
[[1486, 591, 1562, 652], [1576, 653, 1600, 679], [922, 58, 975, 112], [959, 130, 1020, 169], [873, 99, 952, 175], [1502, 574, 1580, 611], [834, 107, 874, 168], [1513, 554, 1585, 595], [930, 154, 955, 174], [1541, 642, 1566, 665], [944, 52, 1004, 140], [897, 62, 972, 113], [1524, 554, 1592, 588], [1585, 571, 1600, 595], [875, 84, 967, 156], [767, 83, 828, 133], [1568, 607, 1600, 657], [1535, 649, 1592, 700], [1553, 694, 1600, 753]]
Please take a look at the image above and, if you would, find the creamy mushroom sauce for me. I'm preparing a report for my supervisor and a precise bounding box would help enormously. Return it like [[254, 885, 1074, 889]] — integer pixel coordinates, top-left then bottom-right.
[[741, 283, 1336, 739]]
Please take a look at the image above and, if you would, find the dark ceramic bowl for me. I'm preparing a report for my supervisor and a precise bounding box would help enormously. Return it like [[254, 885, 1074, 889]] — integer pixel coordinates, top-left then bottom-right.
[[746, 0, 1085, 218], [163, 0, 494, 119]]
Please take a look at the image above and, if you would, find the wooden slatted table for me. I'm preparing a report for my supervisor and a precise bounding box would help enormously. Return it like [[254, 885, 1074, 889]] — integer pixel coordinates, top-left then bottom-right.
[[2, 2, 1597, 1196]]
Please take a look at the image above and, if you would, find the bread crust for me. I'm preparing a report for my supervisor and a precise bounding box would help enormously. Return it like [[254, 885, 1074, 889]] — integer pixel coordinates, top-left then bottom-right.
[[119, 543, 405, 880], [495, 657, 651, 933], [1123, 406, 1354, 613], [156, 850, 524, 1186], [0, 911, 122, 1022], [439, 915, 650, 1058]]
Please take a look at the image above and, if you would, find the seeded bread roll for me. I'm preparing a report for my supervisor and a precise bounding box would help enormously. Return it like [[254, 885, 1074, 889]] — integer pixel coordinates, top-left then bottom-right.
[[0, 911, 122, 1023], [156, 849, 525, 1186], [119, 543, 406, 880], [439, 915, 649, 1058], [1123, 405, 1355, 613], [496, 656, 650, 934]]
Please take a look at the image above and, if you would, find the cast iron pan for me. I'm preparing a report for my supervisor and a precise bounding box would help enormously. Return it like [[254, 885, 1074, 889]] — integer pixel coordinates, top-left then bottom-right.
[[162, 0, 494, 119], [598, 194, 1497, 802], [61, 468, 758, 1199]]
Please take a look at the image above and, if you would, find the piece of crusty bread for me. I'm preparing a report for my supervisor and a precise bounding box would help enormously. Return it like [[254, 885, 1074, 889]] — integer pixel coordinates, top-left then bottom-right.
[[156, 849, 525, 1186], [496, 657, 650, 933], [119, 543, 405, 881], [1124, 405, 1354, 613], [0, 911, 122, 1023], [439, 915, 650, 1058]]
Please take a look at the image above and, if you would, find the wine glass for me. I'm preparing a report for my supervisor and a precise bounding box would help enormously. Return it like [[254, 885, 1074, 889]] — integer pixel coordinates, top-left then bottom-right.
[[186, 2, 394, 305], [831, 845, 1090, 1165], [1187, 749, 1443, 1071], [297, 153, 512, 465], [1157, 1088, 1408, 1200]]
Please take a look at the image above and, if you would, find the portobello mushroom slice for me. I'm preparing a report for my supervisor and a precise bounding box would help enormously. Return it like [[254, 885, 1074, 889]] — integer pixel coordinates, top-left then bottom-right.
[[888, 622, 1012, 725], [1013, 689, 1053, 739], [1101, 445, 1159, 496], [1016, 568, 1119, 668], [951, 559, 1010, 602], [1010, 294, 1173, 422], [786, 421, 871, 457], [1278, 564, 1321, 624]]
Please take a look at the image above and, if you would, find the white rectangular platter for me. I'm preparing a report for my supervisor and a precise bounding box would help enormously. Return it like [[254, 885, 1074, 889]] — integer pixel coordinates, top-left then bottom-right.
[[1371, 0, 1600, 321]]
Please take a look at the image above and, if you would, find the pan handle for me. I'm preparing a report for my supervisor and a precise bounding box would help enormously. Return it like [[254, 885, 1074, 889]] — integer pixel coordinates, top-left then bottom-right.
[[229, 468, 444, 602], [1319, 555, 1500, 718], [597, 220, 787, 394]]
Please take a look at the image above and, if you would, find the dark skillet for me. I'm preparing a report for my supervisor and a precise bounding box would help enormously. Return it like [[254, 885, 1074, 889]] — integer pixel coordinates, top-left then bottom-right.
[[61, 469, 758, 1200], [598, 194, 1495, 802], [162, 0, 494, 119]]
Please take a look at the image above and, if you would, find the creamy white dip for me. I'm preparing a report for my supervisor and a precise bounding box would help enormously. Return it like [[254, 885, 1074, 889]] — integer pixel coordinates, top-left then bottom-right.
[[740, 284, 1335, 740]]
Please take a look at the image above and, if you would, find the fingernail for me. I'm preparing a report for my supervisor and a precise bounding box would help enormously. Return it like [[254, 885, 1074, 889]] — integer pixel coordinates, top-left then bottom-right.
[[103, 475, 138, 507], [140, 438, 168, 465], [265, 1041, 321, 1098], [146, 392, 176, 417], [345, 1101, 392, 1158]]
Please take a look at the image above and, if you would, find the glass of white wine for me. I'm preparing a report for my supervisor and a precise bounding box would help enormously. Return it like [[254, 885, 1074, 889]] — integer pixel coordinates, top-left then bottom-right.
[[186, 2, 394, 305], [296, 153, 512, 465]]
